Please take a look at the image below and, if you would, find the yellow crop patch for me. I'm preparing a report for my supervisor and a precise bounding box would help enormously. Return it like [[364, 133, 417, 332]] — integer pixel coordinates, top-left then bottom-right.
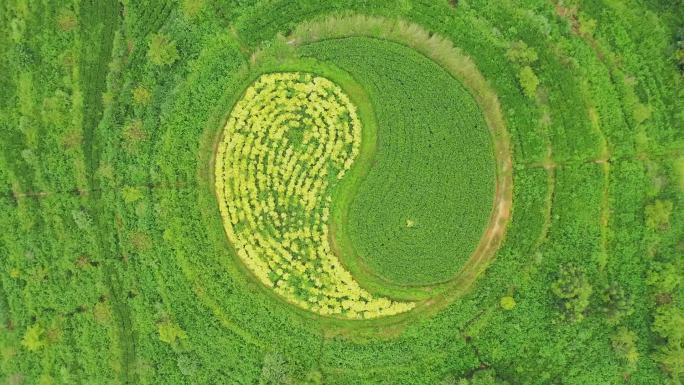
[[215, 72, 414, 319]]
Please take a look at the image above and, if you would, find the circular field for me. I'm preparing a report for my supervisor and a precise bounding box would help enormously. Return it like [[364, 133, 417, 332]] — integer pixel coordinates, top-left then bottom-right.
[[1, 2, 681, 385], [213, 22, 511, 317]]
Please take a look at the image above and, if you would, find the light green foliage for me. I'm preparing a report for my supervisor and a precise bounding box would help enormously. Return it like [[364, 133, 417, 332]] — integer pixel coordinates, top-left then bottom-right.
[[148, 33, 179, 66], [71, 209, 93, 230], [158, 320, 188, 344], [57, 9, 78, 32], [612, 327, 639, 369], [578, 15, 598, 37], [177, 354, 199, 376], [632, 103, 652, 125], [646, 262, 681, 294], [505, 40, 538, 65], [653, 306, 684, 345], [517, 66, 539, 99], [500, 296, 517, 310], [132, 85, 152, 105], [122, 186, 144, 203], [259, 353, 290, 385], [656, 344, 684, 380], [181, 0, 205, 18], [674, 156, 684, 191], [645, 199, 673, 230], [21, 324, 45, 352]]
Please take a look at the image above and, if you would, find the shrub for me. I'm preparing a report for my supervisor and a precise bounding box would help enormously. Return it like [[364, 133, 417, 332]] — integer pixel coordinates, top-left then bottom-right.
[[148, 33, 179, 66], [500, 296, 517, 310], [645, 199, 673, 230], [132, 85, 152, 105], [600, 282, 634, 323], [551, 264, 593, 322], [611, 327, 639, 369], [21, 324, 45, 352], [517, 66, 539, 99], [158, 320, 187, 345], [505, 40, 538, 65]]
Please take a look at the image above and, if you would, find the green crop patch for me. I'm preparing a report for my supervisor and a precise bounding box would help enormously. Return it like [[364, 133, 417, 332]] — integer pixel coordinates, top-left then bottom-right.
[[299, 37, 496, 286]]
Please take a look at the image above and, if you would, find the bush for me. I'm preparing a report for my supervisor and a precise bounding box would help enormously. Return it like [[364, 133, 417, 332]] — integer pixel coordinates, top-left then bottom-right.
[[148, 33, 179, 66], [500, 296, 517, 310], [551, 264, 593, 322], [505, 40, 538, 65], [600, 282, 634, 323], [611, 327, 639, 369], [645, 199, 673, 230], [517, 66, 539, 99]]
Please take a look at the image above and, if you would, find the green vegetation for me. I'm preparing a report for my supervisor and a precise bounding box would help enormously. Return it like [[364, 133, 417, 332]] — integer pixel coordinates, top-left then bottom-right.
[[300, 37, 496, 286], [0, 1, 682, 385]]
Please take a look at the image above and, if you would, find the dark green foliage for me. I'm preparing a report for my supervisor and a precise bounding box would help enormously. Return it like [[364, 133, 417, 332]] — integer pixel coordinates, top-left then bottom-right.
[[551, 263, 593, 323], [600, 282, 634, 324]]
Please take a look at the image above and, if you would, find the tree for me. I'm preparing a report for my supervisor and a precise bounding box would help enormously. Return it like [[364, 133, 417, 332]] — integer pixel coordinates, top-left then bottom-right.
[[177, 354, 199, 376], [611, 327, 639, 369], [122, 186, 144, 203], [182, 0, 205, 18], [300, 370, 322, 385], [633, 103, 652, 125], [500, 296, 517, 310], [645, 199, 673, 230], [551, 263, 593, 322], [578, 15, 597, 38], [148, 34, 179, 66], [673, 156, 684, 192], [22, 324, 45, 352], [452, 369, 510, 385], [132, 85, 152, 105], [517, 66, 539, 99], [653, 306, 684, 345], [471, 369, 510, 385], [505, 41, 538, 65], [93, 301, 113, 324], [158, 320, 187, 345], [57, 9, 78, 32], [656, 344, 684, 380], [600, 282, 634, 323], [71, 209, 93, 231], [646, 262, 680, 295]]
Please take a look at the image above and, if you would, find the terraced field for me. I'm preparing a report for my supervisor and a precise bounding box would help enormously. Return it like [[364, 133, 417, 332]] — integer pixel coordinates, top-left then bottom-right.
[[1, 1, 682, 385]]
